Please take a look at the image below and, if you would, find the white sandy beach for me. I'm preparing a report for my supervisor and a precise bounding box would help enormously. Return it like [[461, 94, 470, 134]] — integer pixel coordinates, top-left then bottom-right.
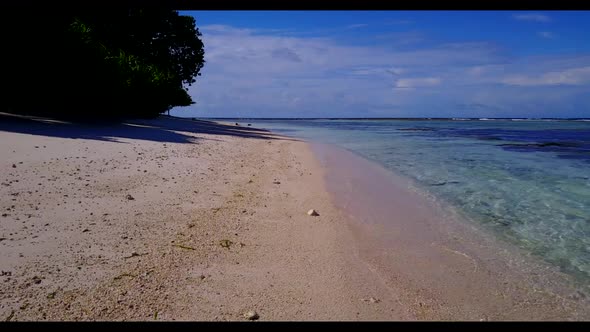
[[0, 113, 588, 321]]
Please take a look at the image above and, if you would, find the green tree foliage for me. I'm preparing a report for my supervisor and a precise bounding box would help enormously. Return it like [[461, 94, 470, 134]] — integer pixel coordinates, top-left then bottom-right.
[[1, 8, 205, 119]]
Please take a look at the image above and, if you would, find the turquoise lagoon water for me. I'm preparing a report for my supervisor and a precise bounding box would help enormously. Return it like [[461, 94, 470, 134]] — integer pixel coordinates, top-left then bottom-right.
[[228, 119, 590, 285]]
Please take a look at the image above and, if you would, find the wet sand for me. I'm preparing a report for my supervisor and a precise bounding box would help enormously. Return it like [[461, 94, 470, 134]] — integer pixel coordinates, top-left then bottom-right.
[[0, 112, 588, 320], [313, 142, 590, 320]]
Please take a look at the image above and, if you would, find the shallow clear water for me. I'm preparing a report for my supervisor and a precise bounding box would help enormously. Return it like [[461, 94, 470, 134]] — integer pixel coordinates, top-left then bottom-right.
[[231, 119, 590, 285]]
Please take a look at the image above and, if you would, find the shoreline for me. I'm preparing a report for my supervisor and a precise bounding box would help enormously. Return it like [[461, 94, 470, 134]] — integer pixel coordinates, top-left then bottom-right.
[[310, 142, 590, 320], [1, 113, 588, 320]]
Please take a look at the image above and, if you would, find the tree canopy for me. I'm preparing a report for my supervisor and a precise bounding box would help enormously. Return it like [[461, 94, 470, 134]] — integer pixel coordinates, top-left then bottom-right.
[[1, 8, 205, 119]]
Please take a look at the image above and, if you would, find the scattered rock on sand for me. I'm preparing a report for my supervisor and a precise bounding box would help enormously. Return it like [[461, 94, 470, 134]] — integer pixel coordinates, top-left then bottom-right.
[[12, 164, 16, 168], [362, 297, 381, 303], [244, 310, 259, 320], [32, 276, 42, 284], [126, 252, 140, 259], [126, 194, 135, 200], [307, 209, 319, 216], [219, 239, 233, 249]]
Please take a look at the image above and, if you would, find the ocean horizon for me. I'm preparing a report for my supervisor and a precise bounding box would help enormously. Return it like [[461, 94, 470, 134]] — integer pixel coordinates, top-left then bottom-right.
[[189, 116, 590, 121]]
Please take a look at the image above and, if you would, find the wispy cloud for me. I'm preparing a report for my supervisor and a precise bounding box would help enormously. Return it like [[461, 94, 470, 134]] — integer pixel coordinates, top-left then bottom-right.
[[201, 24, 251, 34], [394, 77, 441, 89], [347, 23, 369, 29], [375, 30, 426, 46], [351, 67, 406, 76], [538, 31, 556, 39], [513, 13, 552, 22], [271, 47, 302, 62], [200, 24, 295, 36], [502, 66, 590, 86]]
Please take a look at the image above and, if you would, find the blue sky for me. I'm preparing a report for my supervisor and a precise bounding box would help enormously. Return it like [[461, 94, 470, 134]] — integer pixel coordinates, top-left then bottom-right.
[[171, 11, 590, 118]]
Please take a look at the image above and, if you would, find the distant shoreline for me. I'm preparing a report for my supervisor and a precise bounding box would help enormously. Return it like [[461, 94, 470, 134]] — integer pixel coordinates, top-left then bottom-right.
[[175, 116, 590, 121]]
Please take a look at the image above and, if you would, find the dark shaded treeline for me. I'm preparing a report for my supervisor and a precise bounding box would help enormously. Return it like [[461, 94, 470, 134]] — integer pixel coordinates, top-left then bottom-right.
[[1, 8, 204, 120], [0, 112, 295, 144]]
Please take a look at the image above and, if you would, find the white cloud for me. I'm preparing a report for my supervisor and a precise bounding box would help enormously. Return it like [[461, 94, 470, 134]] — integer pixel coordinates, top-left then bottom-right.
[[351, 67, 406, 76], [502, 66, 590, 86], [513, 13, 552, 22], [201, 24, 252, 34], [200, 24, 232, 32], [387, 68, 406, 76], [394, 77, 441, 89], [347, 24, 369, 29]]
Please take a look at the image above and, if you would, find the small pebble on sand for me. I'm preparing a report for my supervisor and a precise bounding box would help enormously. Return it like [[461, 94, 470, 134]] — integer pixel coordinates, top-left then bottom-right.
[[244, 310, 259, 320]]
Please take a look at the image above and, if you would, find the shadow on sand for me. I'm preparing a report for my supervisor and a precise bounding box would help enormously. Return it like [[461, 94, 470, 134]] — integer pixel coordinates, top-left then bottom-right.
[[0, 112, 296, 144]]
